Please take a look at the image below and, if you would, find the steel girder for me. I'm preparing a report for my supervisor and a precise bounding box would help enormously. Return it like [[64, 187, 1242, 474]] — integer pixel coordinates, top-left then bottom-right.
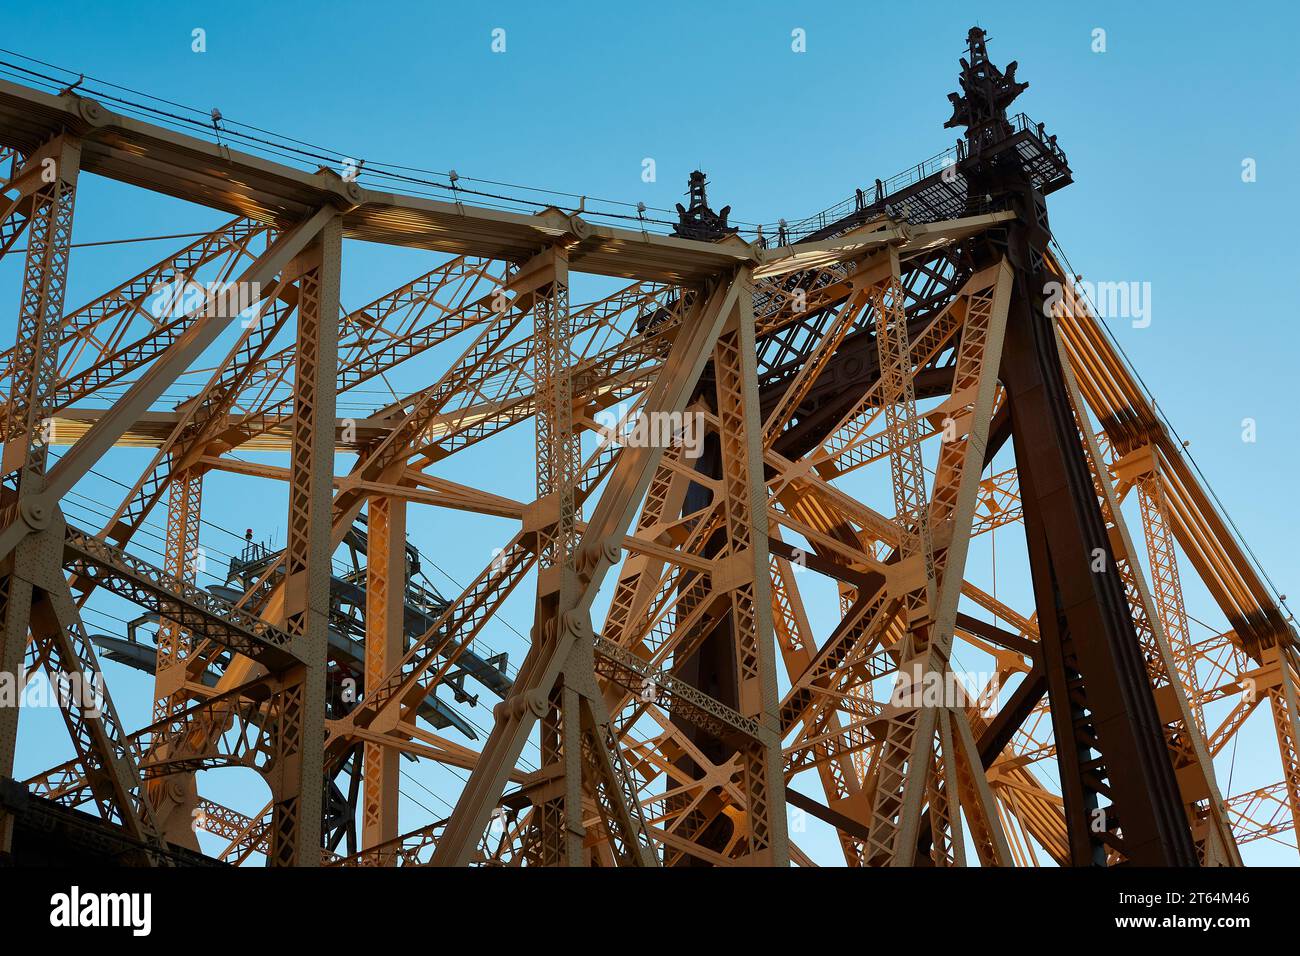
[[0, 38, 1294, 870]]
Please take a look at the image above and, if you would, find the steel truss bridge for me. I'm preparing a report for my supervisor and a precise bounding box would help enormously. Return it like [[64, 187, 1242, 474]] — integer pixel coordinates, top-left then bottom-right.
[[0, 28, 1295, 867]]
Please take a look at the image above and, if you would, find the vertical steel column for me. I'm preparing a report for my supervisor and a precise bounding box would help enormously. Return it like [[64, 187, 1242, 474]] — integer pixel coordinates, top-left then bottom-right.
[[710, 279, 788, 866], [362, 494, 405, 857], [529, 247, 585, 865], [0, 136, 79, 854], [863, 263, 940, 865], [153, 468, 203, 722], [268, 214, 341, 866]]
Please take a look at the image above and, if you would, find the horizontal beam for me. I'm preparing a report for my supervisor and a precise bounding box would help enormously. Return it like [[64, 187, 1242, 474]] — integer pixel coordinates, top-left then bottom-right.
[[0, 80, 758, 284], [751, 212, 1014, 279], [0, 80, 1006, 288]]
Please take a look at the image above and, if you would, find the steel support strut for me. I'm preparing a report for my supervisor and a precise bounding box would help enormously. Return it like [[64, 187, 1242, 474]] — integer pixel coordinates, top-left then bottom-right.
[[267, 214, 342, 866], [0, 136, 82, 853], [362, 494, 405, 855], [1000, 269, 1196, 866]]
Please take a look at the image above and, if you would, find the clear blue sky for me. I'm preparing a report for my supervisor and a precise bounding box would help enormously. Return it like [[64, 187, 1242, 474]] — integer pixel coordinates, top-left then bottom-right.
[[2, 0, 1297, 865]]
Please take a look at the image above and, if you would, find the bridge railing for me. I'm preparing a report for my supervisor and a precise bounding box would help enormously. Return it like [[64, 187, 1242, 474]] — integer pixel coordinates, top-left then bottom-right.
[[754, 112, 1065, 247]]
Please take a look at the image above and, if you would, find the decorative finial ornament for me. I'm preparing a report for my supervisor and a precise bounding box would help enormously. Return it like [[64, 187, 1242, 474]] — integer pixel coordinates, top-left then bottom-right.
[[944, 27, 1030, 155], [671, 170, 738, 242]]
